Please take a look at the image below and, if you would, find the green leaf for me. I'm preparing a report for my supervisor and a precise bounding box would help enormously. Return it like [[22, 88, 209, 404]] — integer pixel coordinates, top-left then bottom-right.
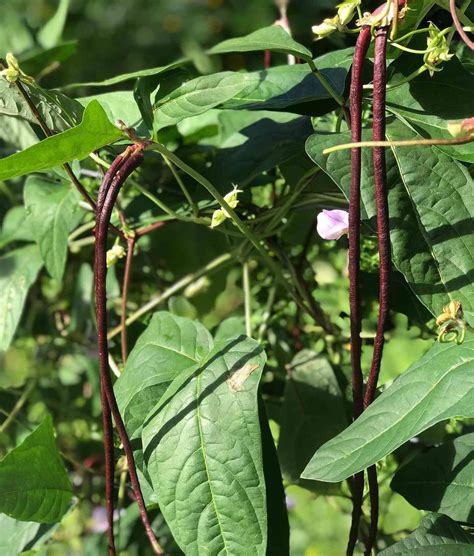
[[305, 119, 474, 323], [154, 53, 350, 130], [222, 62, 347, 112], [0, 79, 83, 132], [61, 59, 185, 90], [0, 206, 35, 248], [154, 72, 251, 131], [301, 335, 474, 483], [0, 114, 38, 151], [0, 414, 73, 522], [0, 100, 123, 182], [141, 332, 268, 555], [208, 25, 312, 61], [19, 41, 78, 77], [0, 514, 59, 556], [24, 176, 82, 282], [78, 91, 142, 127], [387, 58, 474, 162], [115, 312, 213, 441], [380, 513, 474, 555], [391, 433, 474, 523], [277, 350, 348, 487], [37, 0, 70, 49], [208, 110, 313, 187], [0, 244, 43, 351]]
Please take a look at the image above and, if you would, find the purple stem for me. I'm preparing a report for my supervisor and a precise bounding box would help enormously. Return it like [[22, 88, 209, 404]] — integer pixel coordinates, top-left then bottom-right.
[[95, 149, 163, 555]]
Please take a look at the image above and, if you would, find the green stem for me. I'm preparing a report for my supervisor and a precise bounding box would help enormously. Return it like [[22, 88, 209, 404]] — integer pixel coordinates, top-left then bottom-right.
[[148, 142, 288, 285], [243, 261, 252, 337], [307, 59, 346, 107], [162, 154, 199, 217], [364, 64, 428, 91], [107, 252, 234, 339], [0, 381, 36, 433]]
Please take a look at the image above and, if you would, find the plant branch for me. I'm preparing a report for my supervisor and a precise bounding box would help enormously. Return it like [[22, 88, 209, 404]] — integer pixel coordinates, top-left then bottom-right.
[[323, 135, 474, 154], [107, 252, 234, 340], [120, 235, 136, 364], [450, 0, 474, 49]]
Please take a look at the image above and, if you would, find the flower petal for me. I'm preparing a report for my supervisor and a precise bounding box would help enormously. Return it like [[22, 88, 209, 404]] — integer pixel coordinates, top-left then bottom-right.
[[316, 209, 349, 240]]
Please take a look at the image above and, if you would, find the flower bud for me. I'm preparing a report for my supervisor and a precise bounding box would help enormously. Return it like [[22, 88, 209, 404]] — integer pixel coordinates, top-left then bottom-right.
[[337, 0, 360, 26], [312, 16, 340, 40], [106, 244, 126, 268]]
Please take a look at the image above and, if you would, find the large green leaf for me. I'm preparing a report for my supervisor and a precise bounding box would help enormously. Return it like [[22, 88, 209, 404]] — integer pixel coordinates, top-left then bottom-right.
[[0, 414, 73, 522], [115, 312, 213, 441], [0, 244, 43, 351], [387, 58, 474, 162], [141, 326, 269, 555], [0, 79, 83, 132], [154, 53, 350, 130], [207, 110, 313, 187], [305, 119, 474, 324], [0, 100, 123, 181], [301, 335, 474, 483], [222, 62, 347, 112], [207, 25, 312, 61], [380, 513, 474, 555], [0, 114, 37, 151], [154, 72, 251, 131], [0, 514, 59, 556], [24, 176, 82, 282], [277, 350, 348, 488], [391, 433, 474, 523]]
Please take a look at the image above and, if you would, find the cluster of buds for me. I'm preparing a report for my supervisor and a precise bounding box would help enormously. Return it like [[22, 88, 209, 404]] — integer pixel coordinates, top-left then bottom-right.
[[312, 0, 361, 41], [424, 23, 453, 75], [106, 243, 126, 268], [210, 185, 243, 228], [0, 52, 34, 84], [436, 300, 467, 344]]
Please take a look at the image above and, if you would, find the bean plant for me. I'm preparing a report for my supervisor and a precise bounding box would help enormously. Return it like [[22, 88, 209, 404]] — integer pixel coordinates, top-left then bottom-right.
[[0, 0, 473, 554]]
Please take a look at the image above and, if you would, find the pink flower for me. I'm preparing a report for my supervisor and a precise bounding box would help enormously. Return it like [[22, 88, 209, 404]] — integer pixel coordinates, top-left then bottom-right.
[[316, 209, 349, 240]]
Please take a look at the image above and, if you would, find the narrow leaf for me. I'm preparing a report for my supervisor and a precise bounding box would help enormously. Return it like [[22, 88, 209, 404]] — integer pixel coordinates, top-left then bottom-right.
[[301, 336, 474, 483], [391, 433, 474, 523], [24, 176, 82, 282], [38, 0, 70, 48], [0, 415, 73, 522], [208, 25, 312, 61], [380, 513, 474, 555], [0, 100, 123, 181], [0, 244, 43, 351]]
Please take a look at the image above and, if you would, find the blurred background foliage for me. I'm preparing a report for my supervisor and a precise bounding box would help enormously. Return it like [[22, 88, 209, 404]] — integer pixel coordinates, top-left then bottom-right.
[[0, 1, 458, 554]]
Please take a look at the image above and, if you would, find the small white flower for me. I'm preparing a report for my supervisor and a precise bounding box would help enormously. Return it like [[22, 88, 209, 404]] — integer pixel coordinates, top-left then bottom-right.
[[337, 0, 361, 26], [316, 209, 349, 240]]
